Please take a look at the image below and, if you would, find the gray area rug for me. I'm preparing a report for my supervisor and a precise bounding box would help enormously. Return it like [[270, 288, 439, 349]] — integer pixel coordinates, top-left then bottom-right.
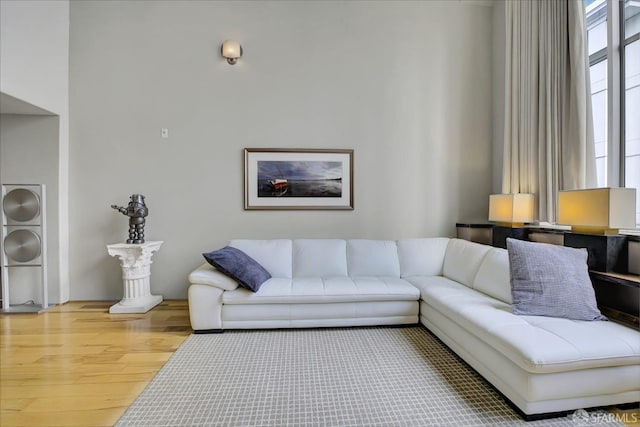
[[116, 326, 624, 426]]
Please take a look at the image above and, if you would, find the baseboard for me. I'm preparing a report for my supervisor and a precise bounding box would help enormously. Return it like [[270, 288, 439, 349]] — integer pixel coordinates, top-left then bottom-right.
[[193, 329, 224, 334], [615, 402, 640, 410]]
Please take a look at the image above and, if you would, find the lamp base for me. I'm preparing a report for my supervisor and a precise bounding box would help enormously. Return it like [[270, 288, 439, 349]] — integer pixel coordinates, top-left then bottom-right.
[[570, 226, 621, 235], [493, 221, 528, 227]]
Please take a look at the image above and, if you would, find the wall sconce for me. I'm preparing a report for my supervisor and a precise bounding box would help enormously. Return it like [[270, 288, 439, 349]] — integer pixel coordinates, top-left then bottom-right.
[[557, 187, 636, 234], [221, 39, 242, 65], [488, 193, 535, 227]]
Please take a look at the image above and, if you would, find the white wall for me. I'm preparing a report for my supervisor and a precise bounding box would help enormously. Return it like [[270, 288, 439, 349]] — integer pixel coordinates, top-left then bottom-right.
[[0, 0, 70, 304], [69, 0, 494, 300]]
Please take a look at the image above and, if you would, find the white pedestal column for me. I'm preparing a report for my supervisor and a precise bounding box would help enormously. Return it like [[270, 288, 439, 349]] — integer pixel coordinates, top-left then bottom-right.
[[107, 241, 163, 314]]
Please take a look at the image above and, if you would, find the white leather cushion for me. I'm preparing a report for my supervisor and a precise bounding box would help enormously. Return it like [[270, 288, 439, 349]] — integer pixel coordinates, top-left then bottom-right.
[[223, 277, 419, 304], [347, 240, 400, 277], [229, 239, 292, 278], [472, 247, 512, 304], [397, 238, 450, 277], [442, 239, 491, 287], [293, 239, 348, 277]]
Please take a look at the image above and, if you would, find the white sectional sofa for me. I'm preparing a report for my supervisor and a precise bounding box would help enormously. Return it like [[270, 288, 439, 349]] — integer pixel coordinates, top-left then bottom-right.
[[187, 238, 640, 418]]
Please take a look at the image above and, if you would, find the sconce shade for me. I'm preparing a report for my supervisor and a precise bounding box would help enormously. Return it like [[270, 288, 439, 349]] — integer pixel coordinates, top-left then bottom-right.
[[488, 193, 535, 226], [221, 39, 242, 65], [557, 187, 636, 234]]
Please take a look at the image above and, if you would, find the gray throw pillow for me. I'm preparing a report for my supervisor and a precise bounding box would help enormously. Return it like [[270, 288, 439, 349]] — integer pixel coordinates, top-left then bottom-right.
[[203, 246, 271, 292], [506, 238, 606, 321]]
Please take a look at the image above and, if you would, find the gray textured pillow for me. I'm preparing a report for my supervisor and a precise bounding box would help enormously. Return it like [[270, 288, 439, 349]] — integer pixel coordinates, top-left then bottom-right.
[[203, 246, 271, 292], [506, 238, 606, 321]]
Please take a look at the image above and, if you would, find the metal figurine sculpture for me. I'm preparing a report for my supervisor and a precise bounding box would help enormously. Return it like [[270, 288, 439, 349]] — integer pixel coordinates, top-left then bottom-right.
[[111, 194, 149, 244]]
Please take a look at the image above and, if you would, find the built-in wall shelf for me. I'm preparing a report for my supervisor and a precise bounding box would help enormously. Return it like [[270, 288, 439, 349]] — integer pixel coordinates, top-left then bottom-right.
[[0, 92, 55, 116]]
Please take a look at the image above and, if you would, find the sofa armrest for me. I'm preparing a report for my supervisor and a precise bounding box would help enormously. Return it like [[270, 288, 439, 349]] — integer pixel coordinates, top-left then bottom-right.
[[188, 263, 239, 291], [188, 284, 224, 331]]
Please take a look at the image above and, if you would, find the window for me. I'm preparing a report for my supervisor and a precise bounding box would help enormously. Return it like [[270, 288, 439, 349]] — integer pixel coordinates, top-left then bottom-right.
[[624, 0, 640, 225], [585, 0, 640, 226], [586, 1, 608, 187]]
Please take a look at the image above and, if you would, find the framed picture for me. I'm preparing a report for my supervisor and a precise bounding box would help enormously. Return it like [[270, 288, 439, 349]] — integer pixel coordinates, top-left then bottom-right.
[[244, 148, 354, 210]]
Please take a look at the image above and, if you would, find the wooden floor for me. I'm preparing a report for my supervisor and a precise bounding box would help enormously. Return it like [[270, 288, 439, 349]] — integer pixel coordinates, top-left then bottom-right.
[[0, 300, 191, 427], [1, 301, 638, 427]]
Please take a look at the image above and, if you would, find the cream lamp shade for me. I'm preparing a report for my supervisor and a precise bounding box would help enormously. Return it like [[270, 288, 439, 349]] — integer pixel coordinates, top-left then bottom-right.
[[557, 187, 636, 234], [488, 193, 535, 226]]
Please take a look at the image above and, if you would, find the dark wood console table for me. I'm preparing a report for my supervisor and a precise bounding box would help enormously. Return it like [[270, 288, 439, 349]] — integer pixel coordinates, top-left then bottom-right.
[[589, 271, 639, 329]]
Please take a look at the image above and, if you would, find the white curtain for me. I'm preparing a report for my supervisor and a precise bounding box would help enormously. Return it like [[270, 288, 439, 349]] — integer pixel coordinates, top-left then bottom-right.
[[502, 0, 596, 223]]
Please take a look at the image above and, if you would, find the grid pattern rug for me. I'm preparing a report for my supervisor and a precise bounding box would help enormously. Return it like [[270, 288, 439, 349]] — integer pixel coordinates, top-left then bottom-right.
[[116, 326, 623, 426]]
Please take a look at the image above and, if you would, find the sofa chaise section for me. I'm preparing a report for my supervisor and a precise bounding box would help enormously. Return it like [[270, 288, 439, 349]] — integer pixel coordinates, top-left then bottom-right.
[[408, 239, 640, 417]]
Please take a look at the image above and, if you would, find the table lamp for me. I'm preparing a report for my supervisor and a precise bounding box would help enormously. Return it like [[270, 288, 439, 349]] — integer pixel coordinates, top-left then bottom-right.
[[557, 188, 636, 235], [488, 193, 535, 226]]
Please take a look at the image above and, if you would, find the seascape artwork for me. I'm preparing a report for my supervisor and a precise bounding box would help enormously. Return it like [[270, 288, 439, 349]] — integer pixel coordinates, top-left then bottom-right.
[[244, 148, 353, 210], [257, 161, 342, 198]]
